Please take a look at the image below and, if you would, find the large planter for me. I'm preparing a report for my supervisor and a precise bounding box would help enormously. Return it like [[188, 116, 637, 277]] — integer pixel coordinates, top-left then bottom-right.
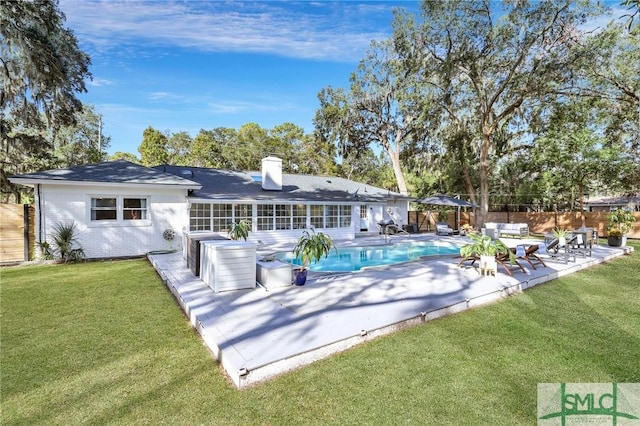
[[479, 255, 497, 276], [607, 236, 627, 247], [293, 268, 308, 286]]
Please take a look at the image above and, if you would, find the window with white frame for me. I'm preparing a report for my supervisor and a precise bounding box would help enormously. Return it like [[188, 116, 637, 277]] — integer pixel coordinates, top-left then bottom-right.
[[310, 205, 324, 228], [340, 205, 352, 227], [190, 203, 211, 231], [189, 203, 254, 231], [326, 205, 339, 228], [187, 202, 354, 231], [257, 204, 274, 231], [91, 197, 117, 220], [234, 204, 253, 223], [360, 205, 368, 219], [123, 198, 147, 220], [91, 196, 149, 222], [275, 204, 291, 230], [212, 203, 232, 232], [292, 204, 306, 229]]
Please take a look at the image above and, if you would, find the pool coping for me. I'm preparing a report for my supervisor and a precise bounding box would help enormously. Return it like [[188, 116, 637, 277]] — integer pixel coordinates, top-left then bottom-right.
[[148, 235, 633, 388]]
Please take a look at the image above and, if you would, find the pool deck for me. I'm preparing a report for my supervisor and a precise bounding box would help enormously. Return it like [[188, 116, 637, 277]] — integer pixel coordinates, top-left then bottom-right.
[[147, 234, 633, 388]]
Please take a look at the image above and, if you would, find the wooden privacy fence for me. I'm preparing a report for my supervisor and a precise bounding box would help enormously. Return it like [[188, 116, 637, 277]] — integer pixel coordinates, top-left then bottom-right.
[[0, 204, 35, 264], [408, 210, 640, 239]]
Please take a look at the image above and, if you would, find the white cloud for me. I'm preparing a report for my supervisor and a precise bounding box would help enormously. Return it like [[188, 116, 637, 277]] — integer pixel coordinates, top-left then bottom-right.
[[87, 77, 115, 87], [59, 0, 398, 62], [148, 91, 184, 101], [208, 99, 297, 114]]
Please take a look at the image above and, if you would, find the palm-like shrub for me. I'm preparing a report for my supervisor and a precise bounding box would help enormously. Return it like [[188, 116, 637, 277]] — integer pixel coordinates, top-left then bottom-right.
[[293, 229, 335, 270], [460, 231, 514, 263], [38, 221, 85, 262], [228, 219, 251, 241]]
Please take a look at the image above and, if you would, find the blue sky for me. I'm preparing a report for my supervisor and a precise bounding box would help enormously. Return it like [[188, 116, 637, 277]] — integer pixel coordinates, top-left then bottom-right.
[[58, 0, 626, 156], [59, 0, 419, 155]]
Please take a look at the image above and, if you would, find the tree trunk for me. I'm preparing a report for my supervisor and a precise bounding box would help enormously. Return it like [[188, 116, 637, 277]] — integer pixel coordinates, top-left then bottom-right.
[[578, 180, 585, 227], [477, 130, 491, 228], [388, 148, 408, 195]]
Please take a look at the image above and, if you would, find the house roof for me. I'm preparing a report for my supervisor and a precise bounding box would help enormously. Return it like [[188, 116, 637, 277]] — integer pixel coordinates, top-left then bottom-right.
[[584, 194, 640, 206], [9, 160, 201, 188], [156, 164, 411, 203]]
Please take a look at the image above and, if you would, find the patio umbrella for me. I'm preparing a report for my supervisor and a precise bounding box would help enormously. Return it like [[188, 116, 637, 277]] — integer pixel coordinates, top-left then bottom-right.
[[417, 194, 478, 231]]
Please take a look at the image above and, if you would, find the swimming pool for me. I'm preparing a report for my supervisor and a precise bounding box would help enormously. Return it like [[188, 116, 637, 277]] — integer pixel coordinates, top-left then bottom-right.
[[275, 241, 461, 272]]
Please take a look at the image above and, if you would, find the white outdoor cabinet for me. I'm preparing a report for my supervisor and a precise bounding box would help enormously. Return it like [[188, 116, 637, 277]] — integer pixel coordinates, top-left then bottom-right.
[[200, 240, 257, 292]]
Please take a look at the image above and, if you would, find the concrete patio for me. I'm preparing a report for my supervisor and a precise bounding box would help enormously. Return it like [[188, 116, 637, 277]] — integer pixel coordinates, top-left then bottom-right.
[[147, 234, 632, 388]]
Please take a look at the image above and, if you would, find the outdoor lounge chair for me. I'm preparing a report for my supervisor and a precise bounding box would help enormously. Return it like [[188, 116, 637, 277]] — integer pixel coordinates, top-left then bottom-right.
[[568, 231, 592, 257], [456, 254, 479, 267], [537, 238, 575, 264], [495, 252, 527, 276], [436, 222, 454, 236], [513, 245, 546, 270]]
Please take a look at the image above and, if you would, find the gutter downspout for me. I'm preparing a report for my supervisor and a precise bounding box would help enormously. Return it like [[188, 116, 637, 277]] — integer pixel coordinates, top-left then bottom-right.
[[37, 183, 43, 243]]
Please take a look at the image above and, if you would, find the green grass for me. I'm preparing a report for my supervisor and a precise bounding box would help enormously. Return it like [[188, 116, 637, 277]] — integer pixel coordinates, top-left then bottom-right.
[[1, 243, 639, 425]]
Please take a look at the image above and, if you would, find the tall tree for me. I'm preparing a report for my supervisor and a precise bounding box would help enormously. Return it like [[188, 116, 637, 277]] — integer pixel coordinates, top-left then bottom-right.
[[399, 0, 600, 225], [233, 123, 269, 170], [314, 35, 431, 195], [269, 122, 336, 174], [138, 126, 169, 166], [190, 127, 236, 168], [1, 0, 91, 202], [110, 151, 139, 163], [525, 98, 617, 212], [291, 133, 337, 176], [269, 122, 304, 170], [52, 105, 109, 166], [166, 131, 192, 166], [338, 148, 392, 189], [573, 20, 640, 194]]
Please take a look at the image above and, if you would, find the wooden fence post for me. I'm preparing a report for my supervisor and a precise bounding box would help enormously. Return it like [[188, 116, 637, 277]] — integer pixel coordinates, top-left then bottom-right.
[[24, 204, 29, 261]]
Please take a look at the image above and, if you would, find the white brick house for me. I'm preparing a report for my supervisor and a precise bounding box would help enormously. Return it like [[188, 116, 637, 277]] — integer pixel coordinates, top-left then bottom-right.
[[10, 158, 412, 259], [9, 161, 200, 258]]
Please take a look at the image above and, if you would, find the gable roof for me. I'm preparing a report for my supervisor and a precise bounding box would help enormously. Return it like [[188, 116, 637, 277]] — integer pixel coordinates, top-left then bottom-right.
[[156, 164, 411, 203], [584, 194, 640, 207], [9, 160, 201, 188]]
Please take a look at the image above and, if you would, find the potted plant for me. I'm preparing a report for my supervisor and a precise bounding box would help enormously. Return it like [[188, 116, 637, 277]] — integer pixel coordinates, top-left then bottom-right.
[[460, 231, 514, 272], [292, 229, 335, 285], [228, 219, 251, 241], [606, 209, 636, 247], [552, 227, 569, 247]]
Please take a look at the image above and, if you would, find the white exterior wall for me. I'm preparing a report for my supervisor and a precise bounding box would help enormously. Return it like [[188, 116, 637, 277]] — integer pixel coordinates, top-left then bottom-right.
[[385, 200, 409, 227], [369, 205, 385, 227], [38, 183, 189, 259], [184, 228, 354, 250], [34, 183, 409, 258], [247, 227, 355, 246], [361, 201, 410, 232]]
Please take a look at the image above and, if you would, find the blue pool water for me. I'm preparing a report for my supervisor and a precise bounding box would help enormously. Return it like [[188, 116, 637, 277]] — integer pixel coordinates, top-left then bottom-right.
[[276, 241, 461, 272]]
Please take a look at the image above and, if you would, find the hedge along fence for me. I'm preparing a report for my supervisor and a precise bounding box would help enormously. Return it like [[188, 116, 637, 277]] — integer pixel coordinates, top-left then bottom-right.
[[408, 210, 640, 239], [0, 204, 35, 264]]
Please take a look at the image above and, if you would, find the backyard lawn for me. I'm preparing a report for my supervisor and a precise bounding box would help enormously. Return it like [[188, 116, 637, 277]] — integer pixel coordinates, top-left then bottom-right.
[[1, 241, 639, 425]]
